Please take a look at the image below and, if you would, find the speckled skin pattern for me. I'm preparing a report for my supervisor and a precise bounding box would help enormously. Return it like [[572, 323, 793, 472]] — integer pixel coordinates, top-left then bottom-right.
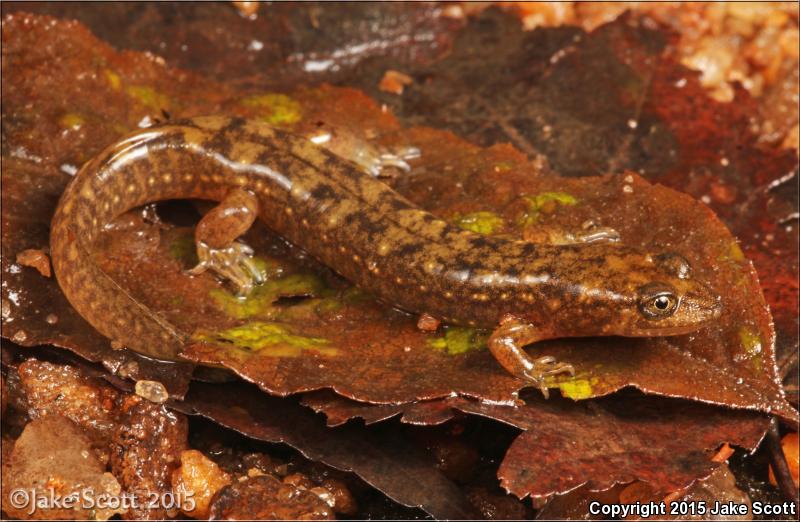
[[51, 116, 721, 372]]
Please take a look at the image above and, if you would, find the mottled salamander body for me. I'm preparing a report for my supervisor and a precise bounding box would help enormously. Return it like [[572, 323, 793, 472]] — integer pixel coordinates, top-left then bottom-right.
[[51, 116, 721, 392]]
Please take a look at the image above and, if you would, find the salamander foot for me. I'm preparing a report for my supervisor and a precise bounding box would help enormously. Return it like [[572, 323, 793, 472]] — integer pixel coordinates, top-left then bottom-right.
[[488, 317, 575, 399], [362, 146, 421, 178], [187, 240, 264, 295], [308, 125, 420, 177], [524, 357, 574, 399], [189, 188, 263, 295], [575, 220, 620, 244]]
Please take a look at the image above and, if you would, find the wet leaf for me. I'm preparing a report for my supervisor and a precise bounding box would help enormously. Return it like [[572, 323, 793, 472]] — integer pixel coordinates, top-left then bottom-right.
[[302, 389, 457, 428], [2, 11, 795, 421], [357, 8, 799, 406], [179, 128, 795, 420], [2, 6, 797, 516], [4, 2, 460, 86], [10, 0, 796, 395], [618, 463, 752, 521], [455, 394, 769, 500], [298, 390, 771, 500], [176, 382, 478, 520], [0, 13, 209, 397]]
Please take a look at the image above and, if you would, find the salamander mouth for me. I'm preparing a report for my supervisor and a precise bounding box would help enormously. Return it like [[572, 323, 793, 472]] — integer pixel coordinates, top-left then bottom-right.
[[625, 322, 711, 338]]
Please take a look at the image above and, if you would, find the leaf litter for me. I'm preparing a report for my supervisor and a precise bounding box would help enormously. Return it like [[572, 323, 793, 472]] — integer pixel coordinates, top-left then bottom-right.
[[1, 4, 797, 512]]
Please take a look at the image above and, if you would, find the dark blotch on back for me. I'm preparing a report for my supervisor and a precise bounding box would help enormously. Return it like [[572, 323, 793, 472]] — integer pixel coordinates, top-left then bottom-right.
[[310, 183, 338, 201], [395, 242, 423, 258], [469, 236, 493, 249]]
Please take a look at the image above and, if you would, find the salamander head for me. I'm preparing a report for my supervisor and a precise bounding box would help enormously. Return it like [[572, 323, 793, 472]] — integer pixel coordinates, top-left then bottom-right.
[[610, 252, 722, 337]]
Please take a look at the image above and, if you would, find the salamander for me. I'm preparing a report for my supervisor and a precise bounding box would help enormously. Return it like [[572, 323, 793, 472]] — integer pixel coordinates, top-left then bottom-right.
[[50, 116, 722, 395]]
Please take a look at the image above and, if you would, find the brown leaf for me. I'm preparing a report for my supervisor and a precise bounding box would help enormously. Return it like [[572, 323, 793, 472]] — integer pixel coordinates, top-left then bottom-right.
[[2, 3, 459, 86], [0, 14, 201, 397], [455, 394, 769, 500], [302, 389, 456, 427], [176, 382, 478, 520], [2, 10, 795, 421], [297, 390, 771, 501], [359, 8, 799, 404]]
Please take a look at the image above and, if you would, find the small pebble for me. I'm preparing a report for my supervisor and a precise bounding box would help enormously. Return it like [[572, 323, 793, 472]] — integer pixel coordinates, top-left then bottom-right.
[[135, 380, 169, 404]]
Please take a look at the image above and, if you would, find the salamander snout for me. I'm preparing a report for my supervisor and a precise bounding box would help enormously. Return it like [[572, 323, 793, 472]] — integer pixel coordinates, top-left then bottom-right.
[[682, 281, 723, 322], [634, 278, 722, 335]]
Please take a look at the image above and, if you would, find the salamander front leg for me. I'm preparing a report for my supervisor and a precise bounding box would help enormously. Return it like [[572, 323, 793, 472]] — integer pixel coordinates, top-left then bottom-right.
[[187, 188, 264, 295], [488, 317, 574, 398]]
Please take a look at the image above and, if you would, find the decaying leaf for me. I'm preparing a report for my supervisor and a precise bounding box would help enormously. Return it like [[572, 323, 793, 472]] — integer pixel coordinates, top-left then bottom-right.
[[177, 382, 478, 519], [4, 2, 460, 87], [456, 394, 769, 500], [359, 7, 799, 400], [2, 10, 796, 422], [1, 6, 797, 516], [300, 390, 771, 500], [0, 13, 207, 397]]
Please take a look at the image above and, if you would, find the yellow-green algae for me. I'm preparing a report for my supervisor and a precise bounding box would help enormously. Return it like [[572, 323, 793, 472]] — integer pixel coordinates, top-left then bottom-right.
[[738, 326, 764, 372], [549, 376, 599, 400], [718, 240, 746, 263], [428, 327, 488, 355], [240, 93, 302, 126], [126, 85, 170, 111], [59, 113, 85, 130], [453, 211, 505, 235], [493, 161, 514, 172], [211, 272, 326, 320], [103, 69, 122, 90], [519, 191, 578, 226], [194, 321, 336, 357]]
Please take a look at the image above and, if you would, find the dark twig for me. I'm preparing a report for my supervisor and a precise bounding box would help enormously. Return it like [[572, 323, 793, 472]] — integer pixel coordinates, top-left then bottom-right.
[[778, 347, 799, 381], [766, 417, 799, 510]]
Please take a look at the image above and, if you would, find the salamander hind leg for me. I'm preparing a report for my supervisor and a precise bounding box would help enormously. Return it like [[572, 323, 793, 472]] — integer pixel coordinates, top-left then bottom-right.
[[488, 317, 574, 399], [187, 188, 264, 295]]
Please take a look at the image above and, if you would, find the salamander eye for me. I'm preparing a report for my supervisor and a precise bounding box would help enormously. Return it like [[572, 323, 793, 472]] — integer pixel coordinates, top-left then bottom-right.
[[637, 282, 679, 319]]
